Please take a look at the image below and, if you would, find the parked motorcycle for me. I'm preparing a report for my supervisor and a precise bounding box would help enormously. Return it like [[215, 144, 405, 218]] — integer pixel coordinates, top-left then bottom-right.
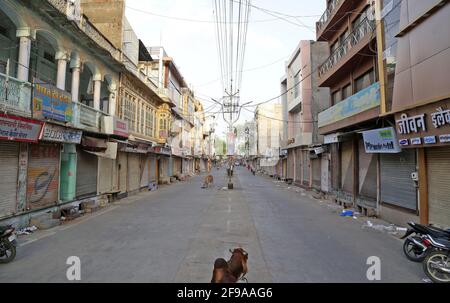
[[0, 225, 17, 264], [422, 234, 450, 283], [401, 222, 450, 262]]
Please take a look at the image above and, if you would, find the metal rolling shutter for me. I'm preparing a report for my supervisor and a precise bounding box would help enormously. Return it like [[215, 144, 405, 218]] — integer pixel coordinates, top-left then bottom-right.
[[303, 150, 310, 185], [340, 141, 353, 194], [427, 148, 450, 227], [98, 157, 114, 194], [140, 155, 149, 188], [27, 144, 60, 209], [312, 158, 321, 189], [358, 138, 377, 201], [0, 142, 19, 217], [287, 150, 294, 179], [295, 149, 302, 183], [118, 152, 127, 193], [149, 156, 157, 182], [76, 148, 98, 198], [128, 153, 140, 192], [381, 149, 417, 210]]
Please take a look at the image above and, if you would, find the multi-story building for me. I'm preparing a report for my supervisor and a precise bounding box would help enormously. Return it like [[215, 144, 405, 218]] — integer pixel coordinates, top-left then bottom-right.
[[0, 0, 127, 226], [375, 0, 450, 227], [80, 0, 173, 192], [316, 0, 380, 213], [281, 40, 330, 190], [255, 103, 283, 176]]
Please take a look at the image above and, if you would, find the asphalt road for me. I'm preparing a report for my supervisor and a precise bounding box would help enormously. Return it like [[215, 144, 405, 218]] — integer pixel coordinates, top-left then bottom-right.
[[0, 167, 424, 282]]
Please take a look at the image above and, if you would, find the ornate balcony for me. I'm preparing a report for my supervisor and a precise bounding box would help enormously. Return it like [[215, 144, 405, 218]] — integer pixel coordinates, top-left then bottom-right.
[[316, 0, 344, 39], [72, 101, 109, 133], [318, 18, 375, 85], [0, 73, 32, 117]]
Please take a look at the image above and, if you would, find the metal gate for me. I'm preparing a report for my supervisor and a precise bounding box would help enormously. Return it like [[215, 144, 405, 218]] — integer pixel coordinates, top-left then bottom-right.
[[0, 142, 19, 217], [340, 141, 353, 195], [118, 151, 128, 194], [27, 143, 60, 209], [98, 157, 115, 194], [321, 155, 329, 192], [140, 154, 149, 188], [149, 155, 157, 182], [426, 147, 450, 227], [76, 148, 98, 198], [311, 158, 321, 190], [358, 138, 377, 204], [381, 149, 416, 210], [303, 150, 310, 186], [128, 153, 140, 192]]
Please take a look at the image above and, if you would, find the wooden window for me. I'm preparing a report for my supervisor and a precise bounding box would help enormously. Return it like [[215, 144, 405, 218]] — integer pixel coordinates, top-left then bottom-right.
[[331, 90, 342, 105], [342, 84, 352, 100], [355, 69, 375, 93]]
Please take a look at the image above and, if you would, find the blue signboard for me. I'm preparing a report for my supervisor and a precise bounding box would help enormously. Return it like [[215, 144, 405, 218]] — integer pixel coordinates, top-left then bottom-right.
[[33, 80, 72, 122]]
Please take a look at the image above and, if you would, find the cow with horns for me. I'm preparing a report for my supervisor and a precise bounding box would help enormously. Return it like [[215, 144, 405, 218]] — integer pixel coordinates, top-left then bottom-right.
[[211, 248, 249, 283]]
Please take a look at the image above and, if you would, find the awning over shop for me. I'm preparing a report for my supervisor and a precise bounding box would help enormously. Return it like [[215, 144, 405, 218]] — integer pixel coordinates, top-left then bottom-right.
[[86, 142, 118, 159], [81, 136, 108, 152]]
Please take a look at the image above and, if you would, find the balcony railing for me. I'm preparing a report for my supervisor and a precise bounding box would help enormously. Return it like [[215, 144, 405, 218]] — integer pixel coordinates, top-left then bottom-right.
[[318, 18, 375, 78], [72, 101, 109, 132], [0, 73, 32, 117], [316, 0, 343, 34]]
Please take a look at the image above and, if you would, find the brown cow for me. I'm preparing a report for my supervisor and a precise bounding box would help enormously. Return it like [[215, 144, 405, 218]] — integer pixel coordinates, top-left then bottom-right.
[[210, 258, 237, 283], [202, 175, 214, 189], [227, 248, 249, 282]]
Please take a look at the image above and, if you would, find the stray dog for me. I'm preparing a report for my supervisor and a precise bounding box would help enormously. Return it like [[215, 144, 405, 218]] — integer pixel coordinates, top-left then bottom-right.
[[210, 248, 249, 283], [202, 175, 214, 189]]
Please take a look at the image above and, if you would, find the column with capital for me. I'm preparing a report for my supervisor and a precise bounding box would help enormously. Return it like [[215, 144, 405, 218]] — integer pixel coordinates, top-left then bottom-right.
[[56, 51, 70, 90], [16, 28, 32, 81]]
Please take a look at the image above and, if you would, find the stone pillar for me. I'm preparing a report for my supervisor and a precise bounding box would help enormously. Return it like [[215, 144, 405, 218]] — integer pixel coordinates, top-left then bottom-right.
[[70, 62, 81, 102], [16, 28, 32, 81], [93, 79, 102, 110], [108, 85, 117, 116], [56, 51, 70, 90]]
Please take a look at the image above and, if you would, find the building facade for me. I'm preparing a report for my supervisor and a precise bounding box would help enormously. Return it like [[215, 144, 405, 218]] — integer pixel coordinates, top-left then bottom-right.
[[281, 40, 330, 190]]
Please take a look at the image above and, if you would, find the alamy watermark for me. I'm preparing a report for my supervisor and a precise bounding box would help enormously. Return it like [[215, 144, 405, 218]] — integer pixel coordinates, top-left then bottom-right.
[[66, 256, 81, 281], [366, 256, 381, 281]]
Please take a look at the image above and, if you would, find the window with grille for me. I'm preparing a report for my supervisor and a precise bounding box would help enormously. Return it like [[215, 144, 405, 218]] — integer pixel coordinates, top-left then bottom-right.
[[123, 92, 137, 132]]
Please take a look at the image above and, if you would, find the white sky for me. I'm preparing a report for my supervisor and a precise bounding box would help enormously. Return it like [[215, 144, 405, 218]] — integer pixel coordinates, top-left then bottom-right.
[[125, 0, 326, 138]]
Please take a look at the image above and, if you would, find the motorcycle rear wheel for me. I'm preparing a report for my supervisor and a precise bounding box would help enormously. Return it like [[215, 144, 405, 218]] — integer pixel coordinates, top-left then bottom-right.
[[0, 240, 16, 264], [403, 238, 428, 262], [423, 250, 450, 283]]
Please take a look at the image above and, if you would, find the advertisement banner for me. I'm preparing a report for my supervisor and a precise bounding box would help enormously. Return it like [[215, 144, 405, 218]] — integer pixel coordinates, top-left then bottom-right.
[[227, 132, 236, 156], [41, 123, 82, 144], [362, 127, 401, 153], [0, 113, 44, 143], [33, 80, 72, 122]]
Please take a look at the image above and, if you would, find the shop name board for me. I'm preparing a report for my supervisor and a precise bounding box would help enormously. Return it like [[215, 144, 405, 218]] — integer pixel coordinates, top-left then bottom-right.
[[395, 100, 450, 147], [318, 82, 380, 128], [362, 127, 401, 153], [0, 114, 44, 143], [33, 80, 72, 122], [41, 123, 82, 144]]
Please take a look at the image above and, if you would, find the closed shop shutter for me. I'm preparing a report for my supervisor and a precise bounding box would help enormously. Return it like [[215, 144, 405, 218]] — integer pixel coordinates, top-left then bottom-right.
[[140, 154, 149, 188], [98, 157, 114, 194], [358, 138, 377, 203], [27, 143, 60, 209], [381, 149, 416, 210], [295, 149, 302, 183], [0, 142, 19, 217], [303, 150, 310, 185], [149, 155, 157, 182], [287, 150, 294, 179], [118, 152, 128, 193], [173, 157, 182, 175], [340, 141, 353, 194], [76, 148, 98, 198], [427, 147, 450, 227], [128, 153, 140, 192], [312, 158, 321, 189]]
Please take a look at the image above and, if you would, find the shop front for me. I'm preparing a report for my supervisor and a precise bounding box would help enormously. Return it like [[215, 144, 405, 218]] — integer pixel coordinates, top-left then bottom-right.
[[0, 114, 43, 218], [395, 99, 450, 227]]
